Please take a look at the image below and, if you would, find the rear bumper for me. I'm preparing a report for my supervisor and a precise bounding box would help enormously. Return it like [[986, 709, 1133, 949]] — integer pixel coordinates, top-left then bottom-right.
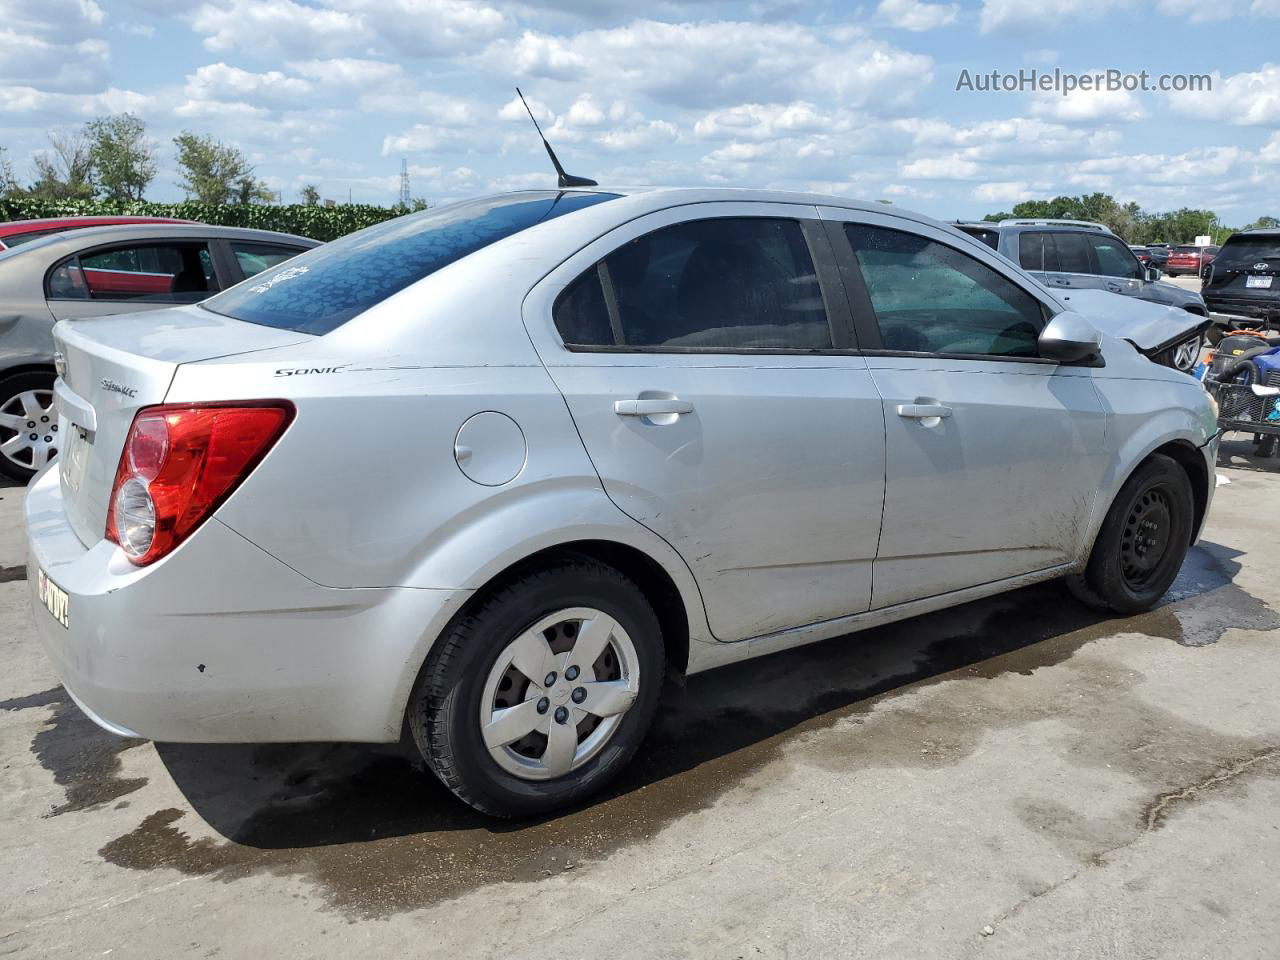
[[24, 466, 469, 743]]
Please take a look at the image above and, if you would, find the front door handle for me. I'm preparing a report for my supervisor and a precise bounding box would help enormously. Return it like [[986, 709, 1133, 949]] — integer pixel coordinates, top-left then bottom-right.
[[615, 398, 694, 417], [897, 403, 952, 420]]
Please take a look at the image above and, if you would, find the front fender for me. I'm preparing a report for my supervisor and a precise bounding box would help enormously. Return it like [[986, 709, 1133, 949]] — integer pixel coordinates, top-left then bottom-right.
[[1080, 379, 1215, 563]]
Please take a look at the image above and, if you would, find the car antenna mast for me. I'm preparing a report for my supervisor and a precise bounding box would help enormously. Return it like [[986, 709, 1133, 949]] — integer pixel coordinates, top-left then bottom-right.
[[515, 88, 598, 188]]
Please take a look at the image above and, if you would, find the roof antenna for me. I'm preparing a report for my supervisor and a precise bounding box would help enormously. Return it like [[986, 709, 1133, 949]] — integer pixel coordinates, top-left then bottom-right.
[[516, 88, 597, 188]]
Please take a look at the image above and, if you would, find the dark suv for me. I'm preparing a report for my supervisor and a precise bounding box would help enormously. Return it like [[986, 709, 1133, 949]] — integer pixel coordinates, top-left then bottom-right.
[[955, 219, 1209, 370], [1202, 230, 1280, 336]]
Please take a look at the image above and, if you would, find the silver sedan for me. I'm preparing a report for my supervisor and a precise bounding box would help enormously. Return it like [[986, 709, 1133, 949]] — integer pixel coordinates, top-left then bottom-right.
[[25, 188, 1218, 817]]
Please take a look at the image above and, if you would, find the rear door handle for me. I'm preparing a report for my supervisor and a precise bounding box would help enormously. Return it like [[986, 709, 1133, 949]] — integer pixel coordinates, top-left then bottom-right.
[[897, 403, 952, 420], [614, 398, 694, 416]]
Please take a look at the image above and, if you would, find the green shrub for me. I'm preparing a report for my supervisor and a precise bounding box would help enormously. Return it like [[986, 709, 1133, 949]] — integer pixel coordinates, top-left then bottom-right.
[[0, 198, 406, 242]]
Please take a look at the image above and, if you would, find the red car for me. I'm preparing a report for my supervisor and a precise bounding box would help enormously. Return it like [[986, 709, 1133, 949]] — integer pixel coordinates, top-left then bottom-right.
[[0, 216, 193, 252], [1164, 244, 1219, 277]]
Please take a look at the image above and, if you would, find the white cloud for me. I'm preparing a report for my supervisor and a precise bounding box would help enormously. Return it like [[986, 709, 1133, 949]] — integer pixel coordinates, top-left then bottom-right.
[[901, 155, 982, 179], [979, 0, 1135, 31], [694, 101, 847, 140], [876, 0, 960, 31], [596, 120, 678, 152], [1030, 85, 1144, 123], [972, 180, 1042, 204], [1169, 64, 1280, 125], [485, 20, 932, 113], [184, 63, 313, 105]]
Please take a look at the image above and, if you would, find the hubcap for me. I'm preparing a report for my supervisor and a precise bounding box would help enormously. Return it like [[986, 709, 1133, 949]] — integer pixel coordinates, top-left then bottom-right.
[[0, 389, 58, 472], [1120, 487, 1172, 589], [479, 607, 641, 781]]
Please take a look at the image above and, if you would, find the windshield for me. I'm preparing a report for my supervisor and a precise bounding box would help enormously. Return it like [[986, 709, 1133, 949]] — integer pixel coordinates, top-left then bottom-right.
[[203, 191, 620, 335], [1213, 236, 1280, 271]]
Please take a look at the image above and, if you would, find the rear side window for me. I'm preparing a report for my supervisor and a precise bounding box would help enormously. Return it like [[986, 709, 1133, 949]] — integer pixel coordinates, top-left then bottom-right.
[[206, 191, 618, 335], [231, 241, 306, 279], [1052, 233, 1092, 274], [845, 223, 1046, 358], [1090, 236, 1140, 279], [1018, 231, 1059, 272], [46, 243, 217, 303], [553, 218, 831, 350]]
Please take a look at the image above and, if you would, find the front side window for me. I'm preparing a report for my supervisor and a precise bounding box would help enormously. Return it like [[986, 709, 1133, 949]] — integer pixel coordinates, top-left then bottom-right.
[[845, 223, 1046, 358], [47, 243, 217, 303], [231, 242, 306, 279], [206, 191, 619, 335], [554, 217, 831, 350], [1090, 237, 1141, 279]]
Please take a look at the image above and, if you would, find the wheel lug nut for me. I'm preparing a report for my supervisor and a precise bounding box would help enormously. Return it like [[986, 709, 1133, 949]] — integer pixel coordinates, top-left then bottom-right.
[[554, 706, 569, 724], [536, 697, 549, 714], [43, 436, 51, 443], [571, 687, 586, 704], [28, 433, 37, 441], [40, 416, 48, 423], [26, 421, 34, 428], [565, 665, 579, 681], [543, 671, 557, 687]]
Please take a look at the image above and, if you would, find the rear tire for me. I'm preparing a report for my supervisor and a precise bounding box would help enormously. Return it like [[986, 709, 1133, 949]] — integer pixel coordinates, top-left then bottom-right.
[[409, 558, 664, 818], [0, 370, 58, 482], [1066, 454, 1194, 614]]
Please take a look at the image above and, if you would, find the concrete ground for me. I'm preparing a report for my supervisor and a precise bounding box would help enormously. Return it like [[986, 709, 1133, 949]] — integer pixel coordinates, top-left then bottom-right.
[[3, 438, 1280, 959]]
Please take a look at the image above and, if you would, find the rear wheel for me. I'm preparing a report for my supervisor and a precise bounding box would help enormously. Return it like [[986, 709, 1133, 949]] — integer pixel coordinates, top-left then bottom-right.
[[0, 371, 58, 482], [1066, 454, 1194, 614], [410, 559, 664, 818]]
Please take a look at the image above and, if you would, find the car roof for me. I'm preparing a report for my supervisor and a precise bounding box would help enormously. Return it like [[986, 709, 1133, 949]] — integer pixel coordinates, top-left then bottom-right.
[[1229, 229, 1280, 238], [0, 215, 192, 237], [10, 222, 319, 251]]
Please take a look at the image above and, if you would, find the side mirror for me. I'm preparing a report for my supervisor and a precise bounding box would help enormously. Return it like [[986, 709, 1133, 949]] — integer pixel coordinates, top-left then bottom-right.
[[1145, 266, 1162, 283], [1039, 311, 1103, 364]]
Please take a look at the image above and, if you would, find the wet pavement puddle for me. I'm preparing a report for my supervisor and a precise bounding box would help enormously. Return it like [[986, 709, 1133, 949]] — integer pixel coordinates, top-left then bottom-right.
[[4, 540, 1277, 918]]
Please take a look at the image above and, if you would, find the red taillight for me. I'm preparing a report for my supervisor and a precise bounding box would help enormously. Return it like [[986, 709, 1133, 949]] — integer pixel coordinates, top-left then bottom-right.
[[105, 402, 294, 565]]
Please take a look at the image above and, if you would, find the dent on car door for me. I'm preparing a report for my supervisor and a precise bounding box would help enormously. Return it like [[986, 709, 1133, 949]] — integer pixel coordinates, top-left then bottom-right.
[[526, 205, 888, 643], [824, 212, 1109, 609]]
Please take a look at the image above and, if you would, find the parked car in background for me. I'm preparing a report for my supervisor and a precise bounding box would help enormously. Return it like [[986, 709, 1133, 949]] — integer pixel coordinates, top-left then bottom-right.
[[1145, 245, 1170, 271], [1202, 229, 1280, 337], [1130, 245, 1153, 267], [954, 219, 1208, 371], [26, 188, 1216, 818], [0, 216, 192, 252], [1165, 244, 1219, 277], [0, 223, 318, 480]]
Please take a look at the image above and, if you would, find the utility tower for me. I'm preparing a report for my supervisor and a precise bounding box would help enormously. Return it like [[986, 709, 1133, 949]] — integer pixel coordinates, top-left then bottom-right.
[[399, 159, 411, 207]]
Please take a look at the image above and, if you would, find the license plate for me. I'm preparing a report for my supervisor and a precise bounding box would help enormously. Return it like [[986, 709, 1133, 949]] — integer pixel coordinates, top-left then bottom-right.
[[37, 568, 69, 629], [1246, 275, 1273, 289]]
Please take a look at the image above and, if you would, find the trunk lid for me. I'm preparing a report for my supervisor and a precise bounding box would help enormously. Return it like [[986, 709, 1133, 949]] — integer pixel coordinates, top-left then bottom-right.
[[52, 305, 309, 546]]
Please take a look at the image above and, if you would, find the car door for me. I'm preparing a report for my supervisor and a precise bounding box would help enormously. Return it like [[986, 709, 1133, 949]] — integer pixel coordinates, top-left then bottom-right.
[[45, 239, 222, 321], [820, 209, 1109, 609], [1088, 235, 1144, 297], [523, 203, 887, 643]]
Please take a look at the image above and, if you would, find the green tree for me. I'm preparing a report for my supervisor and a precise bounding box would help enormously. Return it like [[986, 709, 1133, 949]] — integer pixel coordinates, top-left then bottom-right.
[[29, 130, 94, 200], [234, 175, 275, 205], [0, 147, 14, 197], [173, 132, 254, 205], [86, 113, 156, 202], [299, 184, 320, 206]]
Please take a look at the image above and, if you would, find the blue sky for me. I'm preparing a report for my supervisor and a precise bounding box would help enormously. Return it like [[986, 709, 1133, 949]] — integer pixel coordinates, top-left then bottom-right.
[[2, 0, 1279, 223]]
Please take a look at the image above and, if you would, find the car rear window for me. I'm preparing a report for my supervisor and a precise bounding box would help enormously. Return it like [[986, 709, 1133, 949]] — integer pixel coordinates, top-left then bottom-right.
[[1212, 236, 1280, 271], [203, 191, 619, 335]]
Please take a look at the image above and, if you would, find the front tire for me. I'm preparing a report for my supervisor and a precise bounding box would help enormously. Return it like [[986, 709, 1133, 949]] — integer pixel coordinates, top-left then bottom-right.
[[409, 558, 664, 818], [1067, 454, 1194, 614]]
